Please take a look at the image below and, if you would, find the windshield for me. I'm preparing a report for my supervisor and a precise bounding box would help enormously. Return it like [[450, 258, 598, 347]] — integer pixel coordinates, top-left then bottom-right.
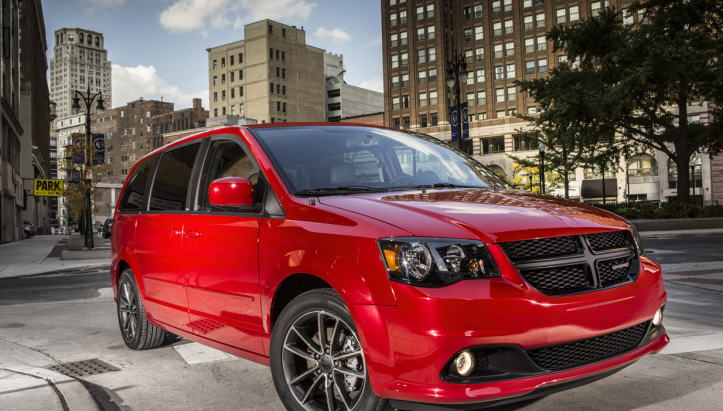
[[250, 125, 510, 196]]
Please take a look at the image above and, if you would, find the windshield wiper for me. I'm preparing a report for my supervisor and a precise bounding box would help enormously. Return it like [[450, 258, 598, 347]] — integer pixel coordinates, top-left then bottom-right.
[[412, 183, 486, 189], [295, 186, 388, 196]]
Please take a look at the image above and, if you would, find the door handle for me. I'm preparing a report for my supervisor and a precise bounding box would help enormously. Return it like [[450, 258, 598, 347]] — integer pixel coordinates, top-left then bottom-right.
[[168, 228, 182, 237], [185, 230, 201, 238]]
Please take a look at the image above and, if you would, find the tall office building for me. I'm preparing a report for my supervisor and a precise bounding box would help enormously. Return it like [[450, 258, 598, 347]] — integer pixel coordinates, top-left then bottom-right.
[[208, 20, 326, 123], [49, 28, 112, 120], [382, 0, 713, 204]]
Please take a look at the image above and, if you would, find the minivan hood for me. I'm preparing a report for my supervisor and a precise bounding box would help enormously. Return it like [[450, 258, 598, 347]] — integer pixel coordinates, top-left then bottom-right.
[[318, 189, 628, 243]]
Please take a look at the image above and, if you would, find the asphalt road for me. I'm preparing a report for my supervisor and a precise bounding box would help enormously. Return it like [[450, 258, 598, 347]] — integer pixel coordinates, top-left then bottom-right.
[[1, 236, 722, 411]]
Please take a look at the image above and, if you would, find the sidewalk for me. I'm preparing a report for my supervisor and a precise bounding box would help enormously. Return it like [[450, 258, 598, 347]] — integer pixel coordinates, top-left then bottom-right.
[[0, 234, 110, 280]]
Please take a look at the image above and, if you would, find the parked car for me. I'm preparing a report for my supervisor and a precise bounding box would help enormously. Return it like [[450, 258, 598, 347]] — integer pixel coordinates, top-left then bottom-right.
[[23, 221, 36, 239], [102, 218, 113, 239], [111, 124, 668, 411]]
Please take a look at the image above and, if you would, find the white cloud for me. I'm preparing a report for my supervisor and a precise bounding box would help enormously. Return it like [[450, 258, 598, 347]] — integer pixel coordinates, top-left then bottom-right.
[[160, 0, 315, 35], [365, 35, 382, 48], [358, 77, 383, 93], [112, 64, 208, 110], [314, 27, 352, 45]]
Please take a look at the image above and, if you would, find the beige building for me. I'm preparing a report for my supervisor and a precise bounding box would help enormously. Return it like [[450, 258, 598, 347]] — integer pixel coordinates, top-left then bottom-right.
[[49, 28, 112, 120], [382, 0, 715, 204], [207, 20, 326, 123]]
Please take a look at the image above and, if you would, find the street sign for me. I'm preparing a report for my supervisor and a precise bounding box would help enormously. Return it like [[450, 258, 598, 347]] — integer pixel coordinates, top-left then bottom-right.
[[34, 179, 64, 197]]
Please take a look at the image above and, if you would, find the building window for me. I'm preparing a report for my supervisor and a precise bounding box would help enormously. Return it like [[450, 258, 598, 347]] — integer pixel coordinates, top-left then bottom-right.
[[230, 55, 234, 65], [464, 28, 473, 42], [427, 26, 435, 39], [239, 53, 243, 63], [390, 12, 397, 27], [504, 0, 512, 12], [213, 60, 217, 70], [231, 72, 235, 82], [417, 27, 425, 41], [401, 52, 408, 67], [392, 75, 399, 89], [222, 90, 226, 100], [402, 116, 410, 129], [418, 49, 426, 63], [474, 4, 483, 18], [221, 57, 225, 68], [464, 49, 473, 64], [591, 2, 602, 18], [402, 95, 410, 109], [429, 91, 438, 105], [393, 118, 401, 129], [527, 106, 538, 115], [391, 33, 398, 47], [418, 71, 427, 85], [476, 69, 485, 82], [391, 54, 399, 68], [400, 10, 407, 24], [496, 88, 505, 103], [504, 19, 513, 34], [213, 92, 218, 102], [537, 36, 546, 51], [526, 60, 535, 75], [495, 65, 504, 80], [240, 86, 243, 96], [475, 26, 484, 40], [569, 6, 580, 21], [524, 15, 533, 31], [514, 134, 535, 151], [429, 47, 437, 62], [231, 88, 235, 98], [426, 4, 434, 18], [467, 92, 475, 106], [464, 7, 472, 20], [476, 47, 485, 61], [494, 44, 503, 58], [420, 114, 428, 128], [538, 58, 548, 73], [493, 22, 502, 36], [483, 137, 505, 154], [239, 70, 243, 79], [213, 76, 218, 86], [392, 97, 400, 110], [525, 38, 534, 53], [400, 31, 408, 45], [628, 154, 659, 177], [557, 8, 566, 24], [496, 110, 506, 118], [222, 74, 226, 84], [419, 93, 427, 107], [401, 73, 409, 87], [429, 68, 437, 83], [492, 1, 501, 14], [430, 112, 438, 126], [477, 90, 487, 105], [416, 6, 424, 20], [507, 86, 517, 101], [536, 12, 545, 28], [506, 63, 515, 78], [505, 41, 514, 56]]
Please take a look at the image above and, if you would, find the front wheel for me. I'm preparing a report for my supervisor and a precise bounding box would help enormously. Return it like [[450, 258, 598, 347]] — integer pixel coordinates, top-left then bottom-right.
[[270, 289, 391, 411], [117, 269, 166, 350]]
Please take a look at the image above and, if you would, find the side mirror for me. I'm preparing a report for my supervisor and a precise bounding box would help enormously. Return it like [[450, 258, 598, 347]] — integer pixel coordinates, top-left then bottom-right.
[[209, 177, 254, 208]]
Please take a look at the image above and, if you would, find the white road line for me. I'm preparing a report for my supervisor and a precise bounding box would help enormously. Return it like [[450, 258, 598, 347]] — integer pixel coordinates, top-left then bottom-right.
[[661, 332, 723, 355], [665, 297, 715, 306], [174, 342, 237, 365]]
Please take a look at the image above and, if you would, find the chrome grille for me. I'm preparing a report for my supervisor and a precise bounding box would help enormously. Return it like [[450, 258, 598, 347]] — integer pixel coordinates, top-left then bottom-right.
[[500, 231, 639, 296], [526, 322, 649, 371]]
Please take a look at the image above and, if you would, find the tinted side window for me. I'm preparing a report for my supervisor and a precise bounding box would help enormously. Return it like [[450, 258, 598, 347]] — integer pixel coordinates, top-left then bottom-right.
[[198, 139, 261, 211], [118, 155, 157, 212], [149, 143, 201, 211]]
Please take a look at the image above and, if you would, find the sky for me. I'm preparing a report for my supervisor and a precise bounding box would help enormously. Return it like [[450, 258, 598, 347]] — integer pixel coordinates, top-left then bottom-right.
[[42, 0, 384, 110]]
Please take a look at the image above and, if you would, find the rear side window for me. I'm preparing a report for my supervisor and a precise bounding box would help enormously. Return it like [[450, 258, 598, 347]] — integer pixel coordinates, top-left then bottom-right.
[[149, 143, 201, 211], [118, 155, 157, 212]]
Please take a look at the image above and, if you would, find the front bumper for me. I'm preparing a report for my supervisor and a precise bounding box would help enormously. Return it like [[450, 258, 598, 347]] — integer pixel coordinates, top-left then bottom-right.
[[350, 254, 668, 406]]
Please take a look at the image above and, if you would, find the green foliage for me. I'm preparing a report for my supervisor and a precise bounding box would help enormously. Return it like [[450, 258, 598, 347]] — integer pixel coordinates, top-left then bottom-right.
[[516, 0, 723, 205], [594, 202, 723, 219]]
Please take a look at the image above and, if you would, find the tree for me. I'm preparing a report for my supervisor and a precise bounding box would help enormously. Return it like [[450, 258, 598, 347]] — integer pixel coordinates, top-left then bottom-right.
[[60, 136, 112, 232], [517, 0, 723, 204]]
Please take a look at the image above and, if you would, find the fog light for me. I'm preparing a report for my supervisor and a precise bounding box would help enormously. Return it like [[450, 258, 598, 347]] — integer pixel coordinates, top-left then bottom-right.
[[652, 308, 663, 326], [455, 350, 475, 377]]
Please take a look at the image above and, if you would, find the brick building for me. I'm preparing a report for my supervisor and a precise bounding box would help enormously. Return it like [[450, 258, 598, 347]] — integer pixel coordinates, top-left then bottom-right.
[[382, 0, 715, 204]]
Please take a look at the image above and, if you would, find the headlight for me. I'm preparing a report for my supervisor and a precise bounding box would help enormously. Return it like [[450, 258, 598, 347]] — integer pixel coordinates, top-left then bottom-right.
[[378, 237, 501, 287], [626, 220, 645, 255]]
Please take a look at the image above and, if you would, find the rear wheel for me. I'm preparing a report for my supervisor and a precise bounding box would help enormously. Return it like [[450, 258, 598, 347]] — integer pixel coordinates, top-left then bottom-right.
[[270, 289, 392, 411], [117, 269, 166, 350]]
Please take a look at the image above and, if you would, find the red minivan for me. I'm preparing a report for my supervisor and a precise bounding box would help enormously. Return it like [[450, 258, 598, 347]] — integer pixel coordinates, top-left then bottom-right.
[[111, 124, 668, 411]]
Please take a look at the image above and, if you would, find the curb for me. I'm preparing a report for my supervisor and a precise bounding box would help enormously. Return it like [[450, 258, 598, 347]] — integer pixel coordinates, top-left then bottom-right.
[[61, 250, 111, 260]]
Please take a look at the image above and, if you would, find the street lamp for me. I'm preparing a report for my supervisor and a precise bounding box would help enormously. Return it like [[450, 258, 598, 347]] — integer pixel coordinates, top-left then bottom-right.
[[446, 52, 468, 149], [71, 84, 105, 249], [539, 143, 546, 194]]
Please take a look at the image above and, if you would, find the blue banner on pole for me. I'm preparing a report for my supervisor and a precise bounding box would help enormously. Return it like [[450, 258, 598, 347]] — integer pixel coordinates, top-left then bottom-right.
[[450, 105, 459, 142], [461, 102, 470, 140], [92, 134, 105, 166]]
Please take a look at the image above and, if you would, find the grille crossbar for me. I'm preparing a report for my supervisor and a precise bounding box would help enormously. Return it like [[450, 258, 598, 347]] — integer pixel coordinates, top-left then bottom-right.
[[500, 231, 638, 296]]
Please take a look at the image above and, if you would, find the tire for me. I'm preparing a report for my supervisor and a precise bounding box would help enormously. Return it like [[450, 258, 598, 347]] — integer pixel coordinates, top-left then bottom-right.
[[117, 269, 166, 350], [270, 289, 392, 411]]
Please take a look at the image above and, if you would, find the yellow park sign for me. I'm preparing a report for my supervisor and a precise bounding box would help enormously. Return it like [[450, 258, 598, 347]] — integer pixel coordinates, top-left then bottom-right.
[[34, 179, 64, 197]]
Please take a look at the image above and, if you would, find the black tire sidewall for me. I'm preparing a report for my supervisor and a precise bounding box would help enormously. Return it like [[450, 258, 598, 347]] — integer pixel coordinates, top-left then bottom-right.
[[117, 269, 144, 349], [269, 290, 383, 411]]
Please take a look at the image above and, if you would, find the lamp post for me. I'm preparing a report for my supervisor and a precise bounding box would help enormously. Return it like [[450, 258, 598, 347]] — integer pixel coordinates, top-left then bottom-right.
[[538, 143, 546, 194], [446, 52, 468, 149], [71, 84, 105, 249], [690, 164, 696, 205]]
